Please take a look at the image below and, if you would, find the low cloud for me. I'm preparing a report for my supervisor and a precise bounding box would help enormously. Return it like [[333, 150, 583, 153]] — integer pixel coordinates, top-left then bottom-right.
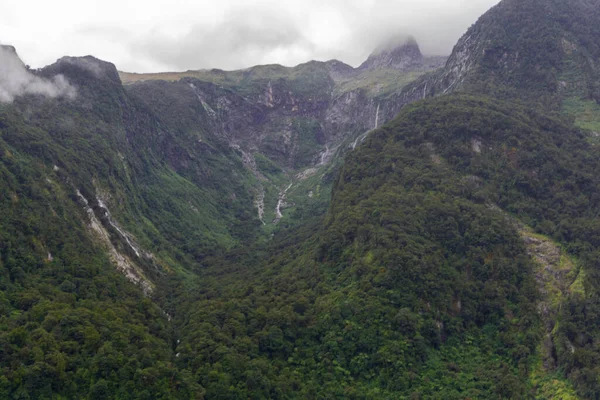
[[134, 5, 313, 71], [0, 0, 502, 72], [127, 0, 500, 71], [0, 45, 76, 103]]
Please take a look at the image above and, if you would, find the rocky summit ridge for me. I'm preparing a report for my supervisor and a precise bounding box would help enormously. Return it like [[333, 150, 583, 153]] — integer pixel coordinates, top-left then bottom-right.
[[358, 35, 424, 71]]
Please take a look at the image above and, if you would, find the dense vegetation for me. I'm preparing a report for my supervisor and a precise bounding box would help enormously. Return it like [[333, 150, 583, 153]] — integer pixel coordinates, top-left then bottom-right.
[[460, 0, 600, 100], [0, 119, 194, 398], [157, 95, 600, 398], [0, 57, 262, 398], [3, 83, 600, 399]]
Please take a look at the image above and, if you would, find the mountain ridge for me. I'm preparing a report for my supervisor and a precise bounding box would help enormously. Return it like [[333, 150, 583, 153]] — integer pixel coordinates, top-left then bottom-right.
[[118, 36, 447, 85]]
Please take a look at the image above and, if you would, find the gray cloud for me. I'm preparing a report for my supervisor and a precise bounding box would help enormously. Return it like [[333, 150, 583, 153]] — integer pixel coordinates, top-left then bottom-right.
[[1, 0, 501, 73], [129, 0, 500, 71], [134, 5, 313, 71], [0, 46, 76, 103]]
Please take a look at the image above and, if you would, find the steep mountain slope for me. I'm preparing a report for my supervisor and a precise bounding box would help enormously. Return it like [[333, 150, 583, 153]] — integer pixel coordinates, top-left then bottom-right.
[[434, 0, 599, 96], [384, 0, 600, 128], [0, 48, 281, 397], [16, 54, 260, 255], [118, 41, 446, 230], [171, 95, 600, 398], [0, 39, 441, 398]]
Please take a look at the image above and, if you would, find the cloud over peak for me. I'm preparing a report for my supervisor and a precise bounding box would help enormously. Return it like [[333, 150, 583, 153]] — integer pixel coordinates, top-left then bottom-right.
[[0, 0, 502, 73], [0, 45, 76, 103]]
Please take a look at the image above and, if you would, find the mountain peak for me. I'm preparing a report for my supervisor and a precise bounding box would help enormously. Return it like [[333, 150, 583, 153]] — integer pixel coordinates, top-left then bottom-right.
[[359, 35, 424, 71], [0, 44, 18, 55], [46, 56, 121, 84], [0, 44, 25, 67]]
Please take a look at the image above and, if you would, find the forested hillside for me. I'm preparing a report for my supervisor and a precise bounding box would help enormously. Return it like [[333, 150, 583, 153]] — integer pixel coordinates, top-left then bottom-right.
[[165, 95, 600, 398], [0, 53, 260, 398]]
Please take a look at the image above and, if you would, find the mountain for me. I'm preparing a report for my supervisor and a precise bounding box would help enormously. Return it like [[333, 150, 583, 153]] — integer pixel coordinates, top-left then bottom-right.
[[117, 43, 446, 232], [2, 0, 600, 398], [0, 37, 444, 398], [358, 35, 445, 72], [393, 0, 600, 125], [439, 0, 600, 100], [170, 91, 600, 398]]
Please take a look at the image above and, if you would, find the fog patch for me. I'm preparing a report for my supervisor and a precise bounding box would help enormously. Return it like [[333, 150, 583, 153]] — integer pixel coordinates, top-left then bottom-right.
[[0, 45, 76, 103], [134, 4, 313, 71]]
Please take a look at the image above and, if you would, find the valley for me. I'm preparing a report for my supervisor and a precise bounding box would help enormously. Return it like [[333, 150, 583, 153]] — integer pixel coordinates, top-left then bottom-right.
[[118, 37, 442, 234]]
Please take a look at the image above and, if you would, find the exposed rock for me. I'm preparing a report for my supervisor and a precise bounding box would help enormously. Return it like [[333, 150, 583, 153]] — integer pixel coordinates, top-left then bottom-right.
[[471, 137, 483, 153], [489, 204, 583, 372], [520, 231, 576, 367], [359, 36, 424, 71], [116, 36, 448, 229], [325, 60, 355, 80], [54, 56, 122, 84], [76, 189, 156, 296]]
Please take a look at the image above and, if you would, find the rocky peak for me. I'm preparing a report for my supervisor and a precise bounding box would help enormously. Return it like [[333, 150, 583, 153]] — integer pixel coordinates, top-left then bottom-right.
[[50, 56, 121, 84], [0, 44, 25, 67], [359, 35, 424, 71], [0, 44, 18, 56], [325, 59, 355, 79]]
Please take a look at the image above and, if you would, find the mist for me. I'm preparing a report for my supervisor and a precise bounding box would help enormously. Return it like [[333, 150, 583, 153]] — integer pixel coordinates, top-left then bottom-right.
[[0, 0, 502, 72], [0, 45, 76, 103], [131, 0, 501, 71]]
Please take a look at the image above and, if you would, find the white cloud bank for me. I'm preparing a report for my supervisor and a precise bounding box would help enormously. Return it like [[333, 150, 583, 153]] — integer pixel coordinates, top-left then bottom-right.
[[0, 46, 76, 103], [0, 0, 501, 72]]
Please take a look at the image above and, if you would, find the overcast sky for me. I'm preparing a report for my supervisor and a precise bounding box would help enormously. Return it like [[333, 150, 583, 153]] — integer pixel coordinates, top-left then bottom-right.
[[0, 0, 500, 73]]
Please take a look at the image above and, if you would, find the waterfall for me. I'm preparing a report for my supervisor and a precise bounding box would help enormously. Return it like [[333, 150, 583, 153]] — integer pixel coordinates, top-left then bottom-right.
[[353, 103, 381, 150], [274, 183, 293, 223], [320, 145, 333, 165]]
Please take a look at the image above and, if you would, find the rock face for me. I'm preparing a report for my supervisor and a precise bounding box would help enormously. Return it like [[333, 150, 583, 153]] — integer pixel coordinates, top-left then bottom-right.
[[520, 229, 579, 371], [121, 50, 436, 170], [115, 37, 451, 228], [121, 40, 446, 171]]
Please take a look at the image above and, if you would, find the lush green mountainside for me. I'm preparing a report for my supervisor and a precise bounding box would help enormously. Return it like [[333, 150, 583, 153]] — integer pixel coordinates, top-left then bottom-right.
[[0, 111, 189, 397], [444, 0, 600, 99], [158, 94, 600, 398], [0, 40, 436, 398], [0, 53, 269, 397]]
